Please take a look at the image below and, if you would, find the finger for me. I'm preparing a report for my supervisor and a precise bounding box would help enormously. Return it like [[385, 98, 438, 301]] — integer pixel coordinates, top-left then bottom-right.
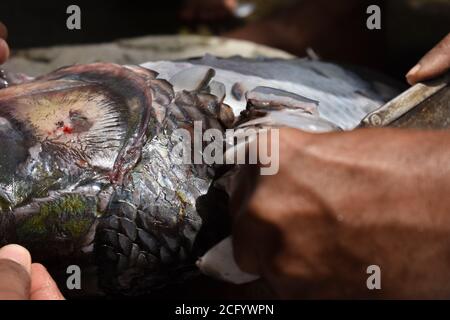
[[406, 33, 450, 85], [0, 245, 32, 300], [30, 263, 65, 300], [0, 22, 7, 39], [0, 38, 10, 64]]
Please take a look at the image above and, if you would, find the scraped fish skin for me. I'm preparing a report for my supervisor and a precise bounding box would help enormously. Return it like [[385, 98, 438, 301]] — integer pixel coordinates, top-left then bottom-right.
[[143, 55, 400, 130], [0, 56, 398, 295]]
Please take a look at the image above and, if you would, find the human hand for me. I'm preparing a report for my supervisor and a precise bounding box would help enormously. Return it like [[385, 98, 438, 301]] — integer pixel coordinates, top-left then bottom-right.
[[230, 127, 450, 298], [0, 22, 10, 64], [406, 32, 450, 85], [0, 244, 64, 300]]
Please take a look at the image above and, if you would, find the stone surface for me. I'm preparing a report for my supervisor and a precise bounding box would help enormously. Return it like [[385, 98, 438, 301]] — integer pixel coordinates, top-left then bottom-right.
[[4, 35, 293, 76]]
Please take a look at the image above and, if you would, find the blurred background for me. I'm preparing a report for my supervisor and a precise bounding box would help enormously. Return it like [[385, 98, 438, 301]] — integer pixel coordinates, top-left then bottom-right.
[[0, 0, 449, 80]]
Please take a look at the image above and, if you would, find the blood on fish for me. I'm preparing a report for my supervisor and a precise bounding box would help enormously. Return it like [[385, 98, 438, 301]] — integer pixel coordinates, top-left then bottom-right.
[[63, 126, 73, 134]]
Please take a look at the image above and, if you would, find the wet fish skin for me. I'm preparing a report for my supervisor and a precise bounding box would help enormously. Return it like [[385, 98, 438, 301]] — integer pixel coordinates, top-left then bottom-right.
[[0, 56, 399, 295], [0, 62, 231, 295]]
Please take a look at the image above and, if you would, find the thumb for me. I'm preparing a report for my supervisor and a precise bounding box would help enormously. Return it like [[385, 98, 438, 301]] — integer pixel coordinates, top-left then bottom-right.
[[0, 244, 32, 300]]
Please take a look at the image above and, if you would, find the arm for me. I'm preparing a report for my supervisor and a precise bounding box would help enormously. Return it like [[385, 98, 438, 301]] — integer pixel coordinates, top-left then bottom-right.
[[232, 128, 450, 298], [231, 33, 450, 299]]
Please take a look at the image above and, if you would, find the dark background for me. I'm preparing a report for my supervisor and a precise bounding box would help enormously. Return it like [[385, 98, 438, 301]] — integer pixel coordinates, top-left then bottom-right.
[[0, 0, 448, 79], [0, 0, 184, 48]]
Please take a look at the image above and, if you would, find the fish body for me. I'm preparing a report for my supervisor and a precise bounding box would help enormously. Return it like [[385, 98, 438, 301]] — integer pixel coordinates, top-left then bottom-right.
[[0, 56, 399, 295]]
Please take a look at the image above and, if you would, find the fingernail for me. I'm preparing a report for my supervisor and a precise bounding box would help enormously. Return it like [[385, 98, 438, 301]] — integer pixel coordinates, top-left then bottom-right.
[[406, 64, 421, 78], [0, 245, 32, 274]]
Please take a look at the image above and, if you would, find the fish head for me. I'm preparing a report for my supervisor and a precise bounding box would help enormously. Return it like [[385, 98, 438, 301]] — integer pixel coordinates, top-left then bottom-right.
[[0, 62, 234, 295]]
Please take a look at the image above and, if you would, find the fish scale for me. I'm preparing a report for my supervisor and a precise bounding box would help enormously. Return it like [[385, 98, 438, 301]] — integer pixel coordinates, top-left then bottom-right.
[[91, 65, 227, 294]]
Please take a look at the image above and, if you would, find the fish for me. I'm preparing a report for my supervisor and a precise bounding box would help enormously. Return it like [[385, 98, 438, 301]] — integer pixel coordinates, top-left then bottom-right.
[[0, 55, 400, 296]]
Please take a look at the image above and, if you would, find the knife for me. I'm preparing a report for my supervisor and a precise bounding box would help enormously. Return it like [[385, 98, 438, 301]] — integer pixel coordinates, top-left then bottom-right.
[[358, 72, 450, 129]]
